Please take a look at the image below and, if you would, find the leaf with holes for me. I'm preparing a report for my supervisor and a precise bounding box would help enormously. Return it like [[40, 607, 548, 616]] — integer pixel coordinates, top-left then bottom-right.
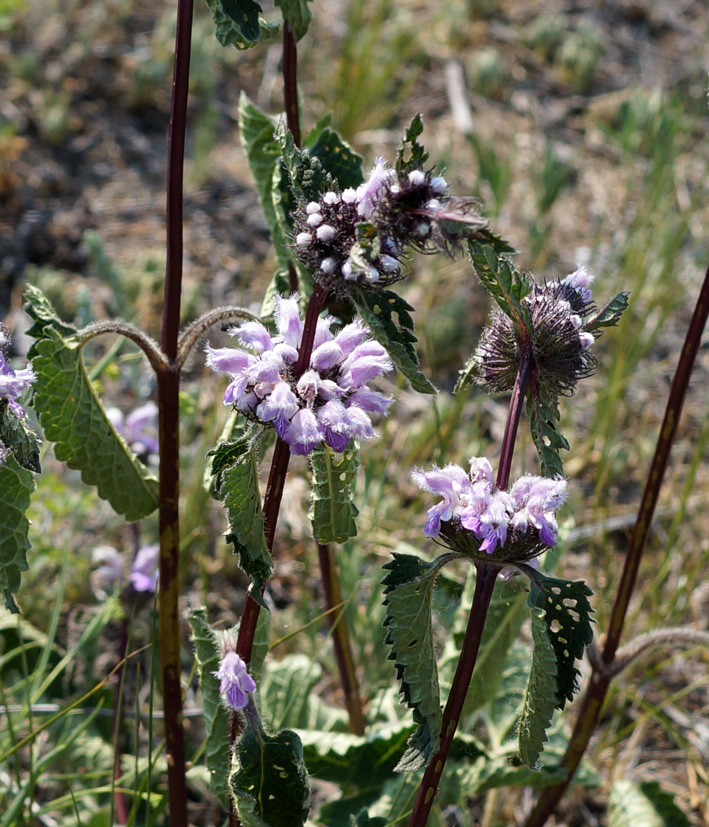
[[309, 443, 359, 544], [530, 574, 594, 708], [351, 288, 435, 394], [307, 127, 364, 191], [0, 456, 34, 612], [526, 388, 569, 478], [232, 721, 310, 827], [517, 605, 557, 767], [24, 287, 159, 522], [209, 425, 271, 603], [188, 609, 231, 809], [382, 551, 462, 770]]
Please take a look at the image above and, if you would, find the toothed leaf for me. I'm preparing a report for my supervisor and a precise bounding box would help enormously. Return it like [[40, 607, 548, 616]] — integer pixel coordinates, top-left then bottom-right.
[[0, 400, 41, 473], [517, 605, 557, 767], [309, 443, 359, 544], [0, 456, 34, 612], [468, 239, 530, 321], [529, 575, 594, 708], [351, 288, 435, 394], [395, 114, 429, 175], [382, 551, 462, 770], [526, 388, 569, 478], [585, 291, 630, 332], [307, 128, 364, 190]]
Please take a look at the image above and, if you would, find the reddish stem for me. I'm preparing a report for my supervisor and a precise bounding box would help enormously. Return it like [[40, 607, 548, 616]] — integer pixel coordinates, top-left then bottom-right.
[[407, 562, 499, 827], [496, 347, 532, 490], [524, 261, 709, 827]]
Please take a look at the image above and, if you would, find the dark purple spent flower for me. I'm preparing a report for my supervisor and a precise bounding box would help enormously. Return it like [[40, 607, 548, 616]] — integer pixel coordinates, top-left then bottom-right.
[[206, 295, 393, 456], [413, 458, 567, 563]]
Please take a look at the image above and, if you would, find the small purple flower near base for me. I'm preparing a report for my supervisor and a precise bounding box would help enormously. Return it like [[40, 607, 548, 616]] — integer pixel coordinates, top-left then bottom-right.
[[130, 543, 159, 592], [0, 351, 36, 420], [106, 401, 159, 458], [214, 651, 257, 711], [414, 458, 567, 562]]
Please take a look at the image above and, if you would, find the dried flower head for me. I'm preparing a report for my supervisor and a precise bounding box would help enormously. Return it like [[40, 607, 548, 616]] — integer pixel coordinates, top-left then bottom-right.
[[474, 267, 597, 397], [206, 295, 392, 455], [292, 159, 487, 297], [413, 458, 566, 563]]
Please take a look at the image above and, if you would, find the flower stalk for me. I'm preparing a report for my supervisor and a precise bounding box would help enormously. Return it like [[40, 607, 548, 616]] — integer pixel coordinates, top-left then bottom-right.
[[524, 260, 709, 827]]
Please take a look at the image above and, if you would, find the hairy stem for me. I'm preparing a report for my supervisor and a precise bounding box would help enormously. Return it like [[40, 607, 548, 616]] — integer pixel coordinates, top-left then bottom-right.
[[175, 306, 257, 369], [524, 260, 709, 827], [79, 321, 167, 373], [283, 20, 300, 293], [156, 0, 193, 823], [317, 543, 366, 735], [407, 561, 499, 827]]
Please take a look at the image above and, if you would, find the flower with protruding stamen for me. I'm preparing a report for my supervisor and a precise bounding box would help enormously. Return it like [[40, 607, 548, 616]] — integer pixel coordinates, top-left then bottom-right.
[[207, 295, 392, 456], [414, 458, 567, 562]]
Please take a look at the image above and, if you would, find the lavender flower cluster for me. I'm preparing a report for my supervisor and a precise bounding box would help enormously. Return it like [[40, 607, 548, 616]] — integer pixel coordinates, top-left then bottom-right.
[[474, 266, 597, 397], [413, 457, 566, 562], [292, 160, 487, 295], [0, 326, 36, 466], [207, 296, 392, 456], [91, 543, 159, 599]]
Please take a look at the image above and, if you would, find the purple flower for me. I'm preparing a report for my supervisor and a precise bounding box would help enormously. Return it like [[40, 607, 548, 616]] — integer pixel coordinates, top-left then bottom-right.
[[207, 295, 392, 456], [130, 543, 159, 593], [562, 265, 594, 305], [414, 458, 567, 559], [0, 351, 36, 419], [106, 401, 159, 457], [213, 651, 257, 711]]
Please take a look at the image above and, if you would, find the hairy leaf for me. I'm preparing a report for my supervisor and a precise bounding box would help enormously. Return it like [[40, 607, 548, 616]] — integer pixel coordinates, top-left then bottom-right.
[[382, 551, 461, 770], [209, 428, 271, 602], [530, 575, 594, 708], [309, 443, 359, 544], [586, 291, 630, 332], [468, 239, 529, 321], [277, 120, 336, 204], [239, 95, 292, 270], [307, 128, 364, 190], [274, 0, 312, 40], [526, 388, 569, 478], [232, 722, 310, 827], [395, 114, 429, 175], [24, 289, 159, 521], [203, 0, 272, 49], [0, 400, 41, 473], [187, 609, 231, 809], [609, 779, 690, 827], [352, 288, 435, 394], [0, 457, 34, 612], [517, 606, 557, 767]]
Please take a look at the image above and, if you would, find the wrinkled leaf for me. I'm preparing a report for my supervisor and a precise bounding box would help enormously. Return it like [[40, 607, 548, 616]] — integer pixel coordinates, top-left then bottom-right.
[[187, 609, 231, 809], [24, 286, 159, 522], [209, 427, 271, 603], [585, 291, 630, 332], [0, 456, 34, 612], [232, 722, 310, 827], [526, 388, 569, 478], [352, 288, 435, 394], [203, 0, 275, 50], [530, 575, 594, 708], [395, 114, 429, 175], [277, 120, 335, 204], [382, 551, 461, 770], [307, 127, 364, 190], [468, 239, 529, 322], [309, 443, 359, 544], [0, 400, 41, 473], [517, 606, 557, 767]]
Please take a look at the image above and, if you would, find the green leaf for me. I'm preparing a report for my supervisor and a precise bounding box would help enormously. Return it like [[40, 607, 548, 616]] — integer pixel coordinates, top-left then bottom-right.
[[203, 0, 265, 49], [0, 400, 41, 473], [209, 426, 271, 602], [309, 443, 359, 544], [297, 722, 411, 787], [24, 288, 159, 522], [307, 128, 364, 190], [467, 239, 529, 321], [529, 575, 594, 708], [517, 605, 557, 767], [277, 120, 336, 204], [349, 810, 387, 827], [239, 95, 292, 271], [274, 0, 312, 40], [395, 114, 429, 175], [586, 291, 630, 332], [0, 456, 34, 612], [187, 609, 231, 809], [382, 551, 462, 770], [526, 388, 569, 477], [232, 721, 310, 827], [609, 779, 690, 827], [351, 288, 435, 395]]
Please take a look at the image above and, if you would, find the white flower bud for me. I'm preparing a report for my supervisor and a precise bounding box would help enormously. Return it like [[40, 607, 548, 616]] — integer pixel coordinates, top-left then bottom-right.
[[323, 191, 340, 205], [317, 224, 336, 242], [408, 169, 425, 186], [320, 257, 336, 274], [431, 176, 447, 194], [296, 232, 312, 247], [365, 266, 380, 283], [342, 188, 358, 204], [306, 202, 321, 214], [342, 261, 354, 280], [306, 213, 323, 227], [380, 255, 399, 273]]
